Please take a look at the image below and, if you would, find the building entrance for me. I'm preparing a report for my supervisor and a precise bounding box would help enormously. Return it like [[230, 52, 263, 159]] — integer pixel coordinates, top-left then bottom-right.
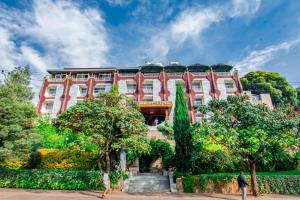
[[139, 101, 173, 126], [144, 115, 165, 126]]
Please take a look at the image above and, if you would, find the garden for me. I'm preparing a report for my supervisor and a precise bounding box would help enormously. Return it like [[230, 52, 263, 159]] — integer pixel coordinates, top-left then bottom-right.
[[0, 67, 299, 197]]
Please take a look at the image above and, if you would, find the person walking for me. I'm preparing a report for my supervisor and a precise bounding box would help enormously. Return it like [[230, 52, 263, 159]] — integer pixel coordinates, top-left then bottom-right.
[[237, 171, 249, 200]]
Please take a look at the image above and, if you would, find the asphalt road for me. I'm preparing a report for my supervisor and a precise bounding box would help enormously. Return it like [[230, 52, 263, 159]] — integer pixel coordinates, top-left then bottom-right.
[[1, 189, 299, 200]]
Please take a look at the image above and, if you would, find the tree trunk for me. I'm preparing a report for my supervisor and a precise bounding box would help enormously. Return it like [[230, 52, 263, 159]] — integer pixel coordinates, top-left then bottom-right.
[[249, 160, 260, 196], [101, 141, 111, 198]]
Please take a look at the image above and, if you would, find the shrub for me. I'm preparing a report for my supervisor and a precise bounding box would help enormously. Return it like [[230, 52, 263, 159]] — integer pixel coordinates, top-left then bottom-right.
[[0, 169, 104, 190], [0, 160, 28, 169], [180, 172, 300, 194], [36, 149, 98, 170], [157, 121, 174, 139], [0, 169, 127, 190], [139, 139, 174, 172]]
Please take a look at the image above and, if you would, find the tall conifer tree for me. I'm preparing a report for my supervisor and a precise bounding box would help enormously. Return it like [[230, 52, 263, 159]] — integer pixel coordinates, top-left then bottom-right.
[[173, 83, 192, 172], [0, 67, 39, 164]]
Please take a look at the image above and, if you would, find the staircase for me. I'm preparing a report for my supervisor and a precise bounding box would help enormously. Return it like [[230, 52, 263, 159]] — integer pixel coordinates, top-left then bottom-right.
[[123, 173, 171, 193]]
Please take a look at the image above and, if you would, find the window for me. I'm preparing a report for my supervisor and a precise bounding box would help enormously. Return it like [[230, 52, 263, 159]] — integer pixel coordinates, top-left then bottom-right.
[[192, 80, 203, 92], [54, 74, 66, 80], [76, 74, 89, 80], [225, 80, 235, 92], [78, 85, 88, 97], [44, 102, 53, 113], [119, 72, 136, 77], [98, 73, 111, 80], [194, 96, 204, 106], [252, 94, 261, 101], [143, 81, 153, 93], [195, 113, 204, 123], [94, 85, 106, 96], [126, 81, 136, 93], [143, 96, 153, 102], [47, 86, 57, 97]]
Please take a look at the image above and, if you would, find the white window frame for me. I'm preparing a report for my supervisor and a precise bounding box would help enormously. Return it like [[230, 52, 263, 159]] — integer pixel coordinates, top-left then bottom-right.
[[195, 113, 204, 123], [97, 73, 112, 81], [94, 85, 106, 96], [224, 80, 236, 92], [192, 80, 203, 92], [44, 101, 54, 114], [143, 81, 153, 93], [194, 96, 204, 106], [78, 85, 88, 97], [76, 73, 89, 80], [126, 81, 136, 93], [47, 86, 57, 97]]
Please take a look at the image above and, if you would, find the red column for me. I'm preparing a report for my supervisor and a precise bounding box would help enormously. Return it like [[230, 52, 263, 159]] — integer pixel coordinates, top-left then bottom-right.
[[37, 77, 49, 114]]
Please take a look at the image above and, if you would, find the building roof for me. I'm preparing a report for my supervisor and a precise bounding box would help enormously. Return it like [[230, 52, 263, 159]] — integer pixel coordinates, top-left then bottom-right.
[[47, 63, 234, 74]]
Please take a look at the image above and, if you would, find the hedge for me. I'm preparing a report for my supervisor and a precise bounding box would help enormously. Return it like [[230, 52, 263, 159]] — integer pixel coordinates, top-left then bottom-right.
[[180, 172, 300, 194], [0, 149, 98, 170], [0, 169, 125, 190], [35, 149, 98, 170]]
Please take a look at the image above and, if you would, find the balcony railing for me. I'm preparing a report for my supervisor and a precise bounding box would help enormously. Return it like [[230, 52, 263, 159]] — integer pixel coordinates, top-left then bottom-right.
[[47, 76, 64, 82], [225, 87, 236, 92], [215, 72, 232, 76], [143, 73, 159, 77], [192, 72, 208, 76]]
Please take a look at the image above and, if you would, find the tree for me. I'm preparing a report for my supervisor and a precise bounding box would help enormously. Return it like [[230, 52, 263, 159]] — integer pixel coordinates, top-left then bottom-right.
[[0, 66, 40, 166], [241, 71, 297, 106], [173, 83, 192, 172], [195, 95, 299, 196], [296, 87, 300, 107], [54, 86, 150, 197]]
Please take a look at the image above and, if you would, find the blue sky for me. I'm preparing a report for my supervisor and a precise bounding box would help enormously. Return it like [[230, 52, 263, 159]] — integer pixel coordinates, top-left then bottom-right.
[[0, 0, 300, 99]]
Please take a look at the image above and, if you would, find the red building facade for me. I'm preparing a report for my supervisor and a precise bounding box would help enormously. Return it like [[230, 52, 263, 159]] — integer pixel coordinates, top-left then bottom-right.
[[37, 63, 243, 124]]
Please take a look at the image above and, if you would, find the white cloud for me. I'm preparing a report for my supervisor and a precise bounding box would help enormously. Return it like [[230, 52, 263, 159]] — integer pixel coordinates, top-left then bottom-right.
[[232, 38, 300, 74], [146, 0, 261, 62], [0, 0, 109, 73], [0, 0, 109, 104]]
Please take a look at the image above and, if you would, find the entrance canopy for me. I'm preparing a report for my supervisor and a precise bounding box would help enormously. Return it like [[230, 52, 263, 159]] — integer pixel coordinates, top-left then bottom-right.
[[139, 101, 172, 125]]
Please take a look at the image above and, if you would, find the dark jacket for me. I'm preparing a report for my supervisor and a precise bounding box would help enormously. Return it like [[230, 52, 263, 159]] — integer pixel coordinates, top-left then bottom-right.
[[237, 175, 248, 188]]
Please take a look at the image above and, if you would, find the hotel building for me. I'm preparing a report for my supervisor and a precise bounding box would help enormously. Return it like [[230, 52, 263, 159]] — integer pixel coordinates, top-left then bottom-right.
[[37, 63, 245, 125]]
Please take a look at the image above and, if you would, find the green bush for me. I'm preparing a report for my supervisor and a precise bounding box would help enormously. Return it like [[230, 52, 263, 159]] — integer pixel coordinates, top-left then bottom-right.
[[0, 169, 127, 190], [0, 169, 103, 190], [35, 149, 98, 170], [139, 139, 174, 172], [180, 172, 300, 194]]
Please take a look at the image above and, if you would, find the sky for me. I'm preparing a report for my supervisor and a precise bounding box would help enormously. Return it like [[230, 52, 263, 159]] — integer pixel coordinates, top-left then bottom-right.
[[0, 0, 300, 102]]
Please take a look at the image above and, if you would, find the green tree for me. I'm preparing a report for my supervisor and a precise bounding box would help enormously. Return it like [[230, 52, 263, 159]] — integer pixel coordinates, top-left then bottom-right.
[[54, 86, 150, 196], [0, 67, 40, 165], [241, 71, 297, 106], [296, 87, 300, 107], [173, 83, 192, 172], [196, 95, 299, 196]]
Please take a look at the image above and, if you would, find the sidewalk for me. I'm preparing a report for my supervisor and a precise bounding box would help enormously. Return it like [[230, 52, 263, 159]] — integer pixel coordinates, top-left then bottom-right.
[[1, 189, 299, 200]]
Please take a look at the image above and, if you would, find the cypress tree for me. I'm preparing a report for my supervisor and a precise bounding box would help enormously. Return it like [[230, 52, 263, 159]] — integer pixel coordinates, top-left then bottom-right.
[[173, 83, 192, 172]]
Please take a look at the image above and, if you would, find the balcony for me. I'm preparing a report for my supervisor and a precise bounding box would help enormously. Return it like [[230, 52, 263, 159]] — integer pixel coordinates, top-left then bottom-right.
[[215, 72, 232, 76], [192, 72, 208, 76]]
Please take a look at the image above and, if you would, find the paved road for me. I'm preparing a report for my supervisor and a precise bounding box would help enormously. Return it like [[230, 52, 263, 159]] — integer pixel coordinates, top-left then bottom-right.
[[1, 189, 299, 200]]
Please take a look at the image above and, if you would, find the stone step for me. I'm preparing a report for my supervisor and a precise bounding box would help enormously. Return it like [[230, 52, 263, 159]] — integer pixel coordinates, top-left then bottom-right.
[[130, 177, 168, 181], [124, 174, 171, 193]]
